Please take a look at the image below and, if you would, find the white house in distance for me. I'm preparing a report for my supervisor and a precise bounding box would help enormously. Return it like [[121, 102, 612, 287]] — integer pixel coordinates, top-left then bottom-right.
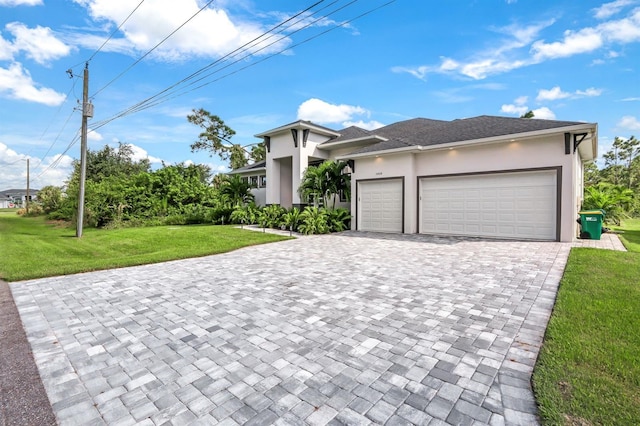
[[230, 115, 598, 242]]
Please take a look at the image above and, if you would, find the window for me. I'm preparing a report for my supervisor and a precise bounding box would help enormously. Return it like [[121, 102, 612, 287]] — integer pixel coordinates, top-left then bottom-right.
[[259, 175, 267, 188], [249, 176, 258, 188]]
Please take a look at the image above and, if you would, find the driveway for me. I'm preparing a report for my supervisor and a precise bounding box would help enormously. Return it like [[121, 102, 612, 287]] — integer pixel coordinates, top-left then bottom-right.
[[11, 232, 573, 425]]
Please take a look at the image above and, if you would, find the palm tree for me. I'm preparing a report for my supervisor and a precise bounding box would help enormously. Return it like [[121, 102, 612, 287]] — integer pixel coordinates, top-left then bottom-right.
[[219, 175, 254, 207], [299, 160, 350, 209]]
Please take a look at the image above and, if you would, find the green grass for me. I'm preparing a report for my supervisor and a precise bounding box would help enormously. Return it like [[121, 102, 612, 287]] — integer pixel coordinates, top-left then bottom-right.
[[533, 220, 640, 425], [0, 212, 289, 281], [615, 218, 640, 252]]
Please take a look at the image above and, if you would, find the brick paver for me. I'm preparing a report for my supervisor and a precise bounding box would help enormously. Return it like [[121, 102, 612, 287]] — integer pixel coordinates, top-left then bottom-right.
[[10, 232, 623, 425]]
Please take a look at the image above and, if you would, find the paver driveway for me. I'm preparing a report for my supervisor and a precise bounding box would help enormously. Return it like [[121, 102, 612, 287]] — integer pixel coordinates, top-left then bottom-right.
[[11, 232, 572, 425]]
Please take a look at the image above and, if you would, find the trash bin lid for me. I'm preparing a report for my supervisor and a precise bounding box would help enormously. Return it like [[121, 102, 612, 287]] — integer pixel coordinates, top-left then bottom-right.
[[579, 210, 604, 215]]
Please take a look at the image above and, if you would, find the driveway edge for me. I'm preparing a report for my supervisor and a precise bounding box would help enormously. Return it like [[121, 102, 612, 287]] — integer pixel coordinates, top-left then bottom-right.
[[0, 279, 56, 426]]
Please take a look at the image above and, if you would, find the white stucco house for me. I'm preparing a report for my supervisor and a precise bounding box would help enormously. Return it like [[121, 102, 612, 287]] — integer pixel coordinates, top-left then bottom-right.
[[231, 115, 597, 242]]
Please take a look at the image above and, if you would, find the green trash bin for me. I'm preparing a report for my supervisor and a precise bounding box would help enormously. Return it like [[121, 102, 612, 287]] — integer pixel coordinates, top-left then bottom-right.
[[579, 210, 604, 240]]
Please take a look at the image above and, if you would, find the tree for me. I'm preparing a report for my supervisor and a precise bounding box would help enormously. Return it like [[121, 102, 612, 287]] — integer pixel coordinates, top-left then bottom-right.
[[520, 110, 535, 119], [583, 161, 600, 187], [37, 185, 63, 213], [582, 183, 634, 225], [68, 142, 150, 185], [250, 143, 266, 163], [219, 174, 254, 207], [187, 108, 266, 170], [299, 160, 350, 209], [602, 136, 639, 189]]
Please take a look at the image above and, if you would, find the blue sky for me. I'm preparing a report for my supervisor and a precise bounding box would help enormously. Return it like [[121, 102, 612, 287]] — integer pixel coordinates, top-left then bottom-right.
[[1, 0, 639, 189]]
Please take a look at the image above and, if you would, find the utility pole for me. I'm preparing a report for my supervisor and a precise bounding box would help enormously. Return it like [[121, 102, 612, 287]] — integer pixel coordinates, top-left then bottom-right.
[[25, 158, 30, 214], [76, 63, 91, 237]]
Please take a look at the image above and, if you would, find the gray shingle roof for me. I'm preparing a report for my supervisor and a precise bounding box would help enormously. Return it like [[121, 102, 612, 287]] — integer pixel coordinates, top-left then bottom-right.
[[321, 126, 372, 144], [351, 115, 591, 155], [228, 160, 266, 174]]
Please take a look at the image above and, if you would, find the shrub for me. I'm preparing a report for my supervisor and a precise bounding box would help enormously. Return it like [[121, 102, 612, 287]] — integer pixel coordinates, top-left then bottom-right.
[[207, 207, 234, 225], [261, 205, 286, 228], [298, 206, 329, 235], [327, 208, 351, 232], [281, 207, 301, 233]]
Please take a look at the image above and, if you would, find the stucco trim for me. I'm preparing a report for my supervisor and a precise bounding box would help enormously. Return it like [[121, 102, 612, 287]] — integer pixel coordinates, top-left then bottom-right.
[[415, 166, 563, 241]]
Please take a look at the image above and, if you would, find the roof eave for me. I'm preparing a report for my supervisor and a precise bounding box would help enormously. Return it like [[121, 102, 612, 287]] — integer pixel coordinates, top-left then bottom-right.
[[317, 135, 388, 150], [228, 166, 266, 175], [255, 121, 341, 138]]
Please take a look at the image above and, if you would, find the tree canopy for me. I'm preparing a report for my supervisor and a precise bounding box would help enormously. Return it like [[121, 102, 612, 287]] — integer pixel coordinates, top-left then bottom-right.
[[583, 135, 640, 221], [187, 108, 265, 170]]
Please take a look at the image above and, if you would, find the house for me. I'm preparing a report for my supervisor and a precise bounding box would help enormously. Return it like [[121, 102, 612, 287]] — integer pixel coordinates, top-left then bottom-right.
[[227, 161, 267, 206], [235, 115, 597, 242], [0, 189, 38, 208]]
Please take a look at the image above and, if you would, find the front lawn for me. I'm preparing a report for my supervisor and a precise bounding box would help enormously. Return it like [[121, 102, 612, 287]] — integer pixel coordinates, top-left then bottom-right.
[[0, 212, 289, 281], [533, 219, 640, 425]]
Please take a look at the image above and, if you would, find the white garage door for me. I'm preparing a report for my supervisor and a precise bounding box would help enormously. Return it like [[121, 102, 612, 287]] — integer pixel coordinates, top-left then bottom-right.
[[420, 170, 557, 240], [358, 179, 403, 233]]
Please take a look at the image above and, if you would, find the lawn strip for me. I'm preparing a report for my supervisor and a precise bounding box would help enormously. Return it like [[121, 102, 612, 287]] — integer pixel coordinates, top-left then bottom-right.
[[0, 213, 290, 281], [532, 248, 640, 425]]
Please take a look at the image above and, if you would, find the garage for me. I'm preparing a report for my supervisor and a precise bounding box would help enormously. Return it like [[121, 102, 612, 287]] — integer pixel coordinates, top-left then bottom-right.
[[419, 169, 558, 240], [357, 178, 403, 232]]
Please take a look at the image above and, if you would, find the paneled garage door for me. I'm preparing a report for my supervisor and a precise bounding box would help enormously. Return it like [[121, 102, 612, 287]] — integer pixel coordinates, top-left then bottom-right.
[[358, 179, 403, 233], [419, 170, 558, 240]]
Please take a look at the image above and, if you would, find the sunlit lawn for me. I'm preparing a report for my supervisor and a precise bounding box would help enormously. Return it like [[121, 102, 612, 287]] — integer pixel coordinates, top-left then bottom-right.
[[533, 219, 640, 425], [0, 212, 289, 281]]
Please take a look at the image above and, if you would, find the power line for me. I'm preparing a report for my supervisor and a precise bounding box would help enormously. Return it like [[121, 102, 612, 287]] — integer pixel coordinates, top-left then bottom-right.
[[91, 0, 217, 99], [90, 0, 364, 130], [88, 0, 146, 62], [114, 0, 345, 117]]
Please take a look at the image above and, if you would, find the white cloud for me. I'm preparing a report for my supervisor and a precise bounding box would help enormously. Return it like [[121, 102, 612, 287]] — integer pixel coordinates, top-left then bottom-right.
[[514, 96, 528, 105], [396, 7, 640, 81], [576, 87, 603, 97], [70, 0, 291, 61], [621, 97, 640, 101], [127, 143, 164, 164], [593, 0, 635, 19], [0, 62, 67, 105], [0, 143, 74, 189], [5, 22, 71, 64], [342, 120, 385, 131], [0, 0, 42, 5], [537, 86, 571, 101], [532, 107, 556, 120], [393, 21, 552, 80], [532, 28, 604, 60], [87, 130, 103, 141], [501, 95, 529, 116], [532, 8, 640, 60], [536, 86, 603, 101], [297, 98, 368, 124], [501, 104, 528, 116], [618, 115, 640, 130]]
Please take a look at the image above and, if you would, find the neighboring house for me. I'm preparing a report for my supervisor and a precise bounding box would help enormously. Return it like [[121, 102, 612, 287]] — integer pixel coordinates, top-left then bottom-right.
[[236, 115, 597, 242], [227, 161, 267, 206], [0, 189, 39, 208]]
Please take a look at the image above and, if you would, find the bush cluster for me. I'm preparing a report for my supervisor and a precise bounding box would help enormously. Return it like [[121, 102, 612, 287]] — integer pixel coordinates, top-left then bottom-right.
[[231, 204, 351, 235]]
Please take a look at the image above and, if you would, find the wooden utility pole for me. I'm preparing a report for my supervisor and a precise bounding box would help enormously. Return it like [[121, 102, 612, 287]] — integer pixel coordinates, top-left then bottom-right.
[[25, 158, 30, 214], [76, 63, 90, 238]]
